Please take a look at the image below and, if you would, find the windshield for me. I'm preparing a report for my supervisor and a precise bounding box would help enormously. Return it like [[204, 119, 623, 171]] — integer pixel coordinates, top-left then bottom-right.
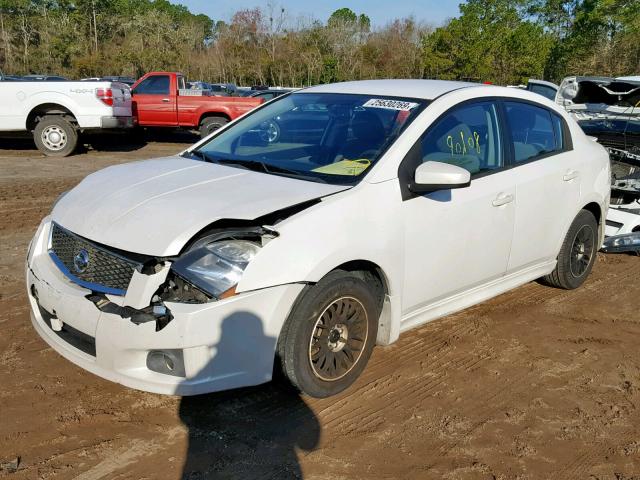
[[192, 92, 427, 185]]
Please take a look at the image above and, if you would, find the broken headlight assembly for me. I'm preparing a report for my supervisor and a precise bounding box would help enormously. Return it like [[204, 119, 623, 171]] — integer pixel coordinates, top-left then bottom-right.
[[170, 238, 262, 300], [602, 232, 640, 254]]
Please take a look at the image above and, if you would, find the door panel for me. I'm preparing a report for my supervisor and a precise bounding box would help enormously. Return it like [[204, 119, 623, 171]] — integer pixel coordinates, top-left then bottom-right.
[[503, 101, 581, 271], [402, 173, 516, 315], [132, 75, 177, 126], [134, 94, 177, 125], [508, 152, 581, 271], [401, 100, 515, 316]]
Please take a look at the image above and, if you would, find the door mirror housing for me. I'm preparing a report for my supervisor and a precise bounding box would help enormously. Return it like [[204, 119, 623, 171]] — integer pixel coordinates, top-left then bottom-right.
[[410, 161, 471, 193]]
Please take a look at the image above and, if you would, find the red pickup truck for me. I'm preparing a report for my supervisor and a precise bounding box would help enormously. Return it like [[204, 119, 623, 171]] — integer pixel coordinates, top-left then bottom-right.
[[131, 72, 263, 137]]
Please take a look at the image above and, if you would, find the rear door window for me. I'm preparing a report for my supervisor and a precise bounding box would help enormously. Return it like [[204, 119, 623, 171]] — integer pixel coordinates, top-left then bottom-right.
[[504, 102, 564, 163], [528, 83, 557, 101]]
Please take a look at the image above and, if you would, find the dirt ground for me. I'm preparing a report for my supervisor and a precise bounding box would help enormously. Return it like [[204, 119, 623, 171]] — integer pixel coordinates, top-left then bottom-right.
[[1, 135, 640, 480]]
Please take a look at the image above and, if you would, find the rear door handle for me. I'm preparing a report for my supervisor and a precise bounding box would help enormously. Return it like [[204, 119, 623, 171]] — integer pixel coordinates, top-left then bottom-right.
[[492, 193, 514, 207], [563, 170, 579, 181], [161, 98, 170, 103]]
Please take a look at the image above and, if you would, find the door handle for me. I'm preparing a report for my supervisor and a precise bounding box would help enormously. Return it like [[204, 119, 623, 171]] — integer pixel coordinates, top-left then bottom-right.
[[563, 170, 579, 181], [492, 193, 514, 207], [161, 98, 170, 103]]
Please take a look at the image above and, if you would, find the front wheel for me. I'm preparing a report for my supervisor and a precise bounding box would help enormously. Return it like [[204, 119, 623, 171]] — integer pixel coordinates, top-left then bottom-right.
[[277, 271, 379, 398], [543, 209, 598, 289], [33, 115, 78, 157]]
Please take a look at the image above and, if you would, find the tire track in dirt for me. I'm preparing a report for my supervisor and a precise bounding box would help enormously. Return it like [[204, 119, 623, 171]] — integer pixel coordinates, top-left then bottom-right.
[[73, 428, 183, 480], [3, 144, 640, 480], [553, 414, 640, 479], [317, 332, 496, 439]]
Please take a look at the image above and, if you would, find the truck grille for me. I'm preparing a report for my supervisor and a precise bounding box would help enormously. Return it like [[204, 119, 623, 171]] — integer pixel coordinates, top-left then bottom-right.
[[49, 223, 141, 295]]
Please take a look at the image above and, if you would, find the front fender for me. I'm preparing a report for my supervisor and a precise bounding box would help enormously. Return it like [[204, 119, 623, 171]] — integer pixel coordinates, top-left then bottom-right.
[[237, 180, 406, 345]]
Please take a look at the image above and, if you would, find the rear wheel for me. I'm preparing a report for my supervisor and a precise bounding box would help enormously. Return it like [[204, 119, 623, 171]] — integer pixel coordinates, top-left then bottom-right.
[[33, 115, 78, 157], [199, 116, 228, 138], [543, 209, 598, 289], [277, 271, 379, 398]]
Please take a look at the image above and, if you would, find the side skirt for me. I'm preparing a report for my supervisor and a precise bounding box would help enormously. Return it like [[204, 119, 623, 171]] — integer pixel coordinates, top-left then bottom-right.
[[399, 260, 556, 333]]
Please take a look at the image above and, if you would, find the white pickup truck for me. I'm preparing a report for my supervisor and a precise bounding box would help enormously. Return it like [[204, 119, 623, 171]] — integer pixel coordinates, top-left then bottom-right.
[[0, 79, 133, 156]]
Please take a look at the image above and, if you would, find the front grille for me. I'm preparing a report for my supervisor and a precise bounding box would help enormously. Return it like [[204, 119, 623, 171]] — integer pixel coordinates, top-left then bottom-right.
[[49, 223, 141, 294]]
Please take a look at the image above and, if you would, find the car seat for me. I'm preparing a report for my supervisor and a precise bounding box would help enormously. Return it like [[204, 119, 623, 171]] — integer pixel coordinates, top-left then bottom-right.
[[422, 121, 481, 174], [507, 104, 545, 161], [340, 110, 386, 160]]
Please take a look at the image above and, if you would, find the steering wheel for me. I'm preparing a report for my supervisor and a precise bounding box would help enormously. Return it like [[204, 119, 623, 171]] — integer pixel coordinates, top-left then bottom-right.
[[354, 148, 379, 160]]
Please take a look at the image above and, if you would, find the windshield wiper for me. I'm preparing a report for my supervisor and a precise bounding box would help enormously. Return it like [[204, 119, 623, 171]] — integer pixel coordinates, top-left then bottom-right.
[[215, 157, 266, 171], [215, 158, 327, 183], [215, 158, 287, 173], [183, 150, 215, 163]]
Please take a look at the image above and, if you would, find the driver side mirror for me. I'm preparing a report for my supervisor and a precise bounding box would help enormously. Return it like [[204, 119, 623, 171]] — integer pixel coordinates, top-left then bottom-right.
[[410, 161, 471, 193]]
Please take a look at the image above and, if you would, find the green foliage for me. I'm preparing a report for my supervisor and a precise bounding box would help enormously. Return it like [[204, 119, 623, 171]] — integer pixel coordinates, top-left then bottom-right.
[[0, 0, 637, 85], [328, 7, 371, 32], [423, 0, 553, 83], [0, 0, 214, 77], [328, 7, 357, 26]]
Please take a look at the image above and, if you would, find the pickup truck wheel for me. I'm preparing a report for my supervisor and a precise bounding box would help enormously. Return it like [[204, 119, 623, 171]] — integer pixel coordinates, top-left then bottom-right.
[[199, 116, 228, 138], [276, 271, 379, 398], [542, 209, 598, 290], [34, 115, 78, 157]]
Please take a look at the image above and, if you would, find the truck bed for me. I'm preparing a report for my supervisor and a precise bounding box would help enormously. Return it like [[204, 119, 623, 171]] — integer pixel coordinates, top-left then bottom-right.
[[0, 80, 132, 131]]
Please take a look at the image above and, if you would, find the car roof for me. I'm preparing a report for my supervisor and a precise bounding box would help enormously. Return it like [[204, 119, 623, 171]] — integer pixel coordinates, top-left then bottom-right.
[[617, 75, 640, 82], [300, 79, 477, 100], [528, 79, 559, 89]]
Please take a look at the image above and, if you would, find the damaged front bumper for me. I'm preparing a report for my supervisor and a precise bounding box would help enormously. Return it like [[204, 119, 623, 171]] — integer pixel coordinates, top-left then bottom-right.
[[26, 218, 304, 395], [602, 231, 640, 254], [602, 149, 640, 249], [562, 81, 640, 251]]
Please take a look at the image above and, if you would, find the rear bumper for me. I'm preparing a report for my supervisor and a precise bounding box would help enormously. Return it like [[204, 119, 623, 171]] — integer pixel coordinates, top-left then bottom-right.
[[26, 218, 304, 396], [99, 116, 134, 129]]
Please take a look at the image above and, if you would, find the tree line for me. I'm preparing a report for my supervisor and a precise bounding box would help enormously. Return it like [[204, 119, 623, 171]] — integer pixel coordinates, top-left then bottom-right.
[[0, 0, 638, 87]]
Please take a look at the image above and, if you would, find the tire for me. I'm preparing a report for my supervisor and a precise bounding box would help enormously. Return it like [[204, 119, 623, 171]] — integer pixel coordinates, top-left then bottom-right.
[[199, 116, 228, 138], [126, 126, 146, 144], [543, 209, 598, 289], [258, 119, 280, 143], [277, 270, 379, 398], [33, 115, 78, 157]]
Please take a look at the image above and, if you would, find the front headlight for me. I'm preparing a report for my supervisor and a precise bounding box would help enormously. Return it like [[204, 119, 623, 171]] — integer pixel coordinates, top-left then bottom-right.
[[602, 232, 640, 254], [171, 239, 261, 299]]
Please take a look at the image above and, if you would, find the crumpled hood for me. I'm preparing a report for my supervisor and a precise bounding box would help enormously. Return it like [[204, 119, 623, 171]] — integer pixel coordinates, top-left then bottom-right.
[[52, 156, 348, 256]]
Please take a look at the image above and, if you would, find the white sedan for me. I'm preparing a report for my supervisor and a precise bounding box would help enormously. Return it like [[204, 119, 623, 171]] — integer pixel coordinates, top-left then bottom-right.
[[27, 80, 611, 398]]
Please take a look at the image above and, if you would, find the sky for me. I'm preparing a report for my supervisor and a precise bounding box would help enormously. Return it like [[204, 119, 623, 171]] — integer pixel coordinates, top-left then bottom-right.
[[174, 0, 462, 28]]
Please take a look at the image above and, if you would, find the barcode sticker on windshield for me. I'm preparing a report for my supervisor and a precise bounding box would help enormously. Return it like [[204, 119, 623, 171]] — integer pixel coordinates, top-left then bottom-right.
[[363, 99, 419, 111]]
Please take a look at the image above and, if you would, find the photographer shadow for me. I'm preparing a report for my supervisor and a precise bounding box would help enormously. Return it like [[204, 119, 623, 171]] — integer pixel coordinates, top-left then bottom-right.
[[179, 312, 320, 480]]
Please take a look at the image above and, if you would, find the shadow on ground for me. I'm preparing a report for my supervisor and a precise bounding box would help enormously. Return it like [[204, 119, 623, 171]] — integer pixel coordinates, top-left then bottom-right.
[[0, 129, 200, 156], [179, 312, 320, 480]]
